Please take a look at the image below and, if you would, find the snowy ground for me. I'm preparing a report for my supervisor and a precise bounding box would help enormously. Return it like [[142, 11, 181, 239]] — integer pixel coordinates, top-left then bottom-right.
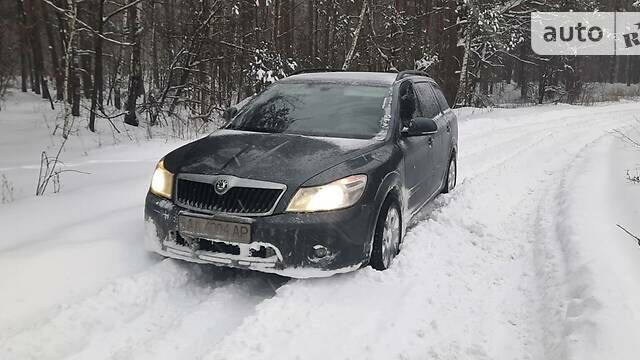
[[1, 91, 639, 360]]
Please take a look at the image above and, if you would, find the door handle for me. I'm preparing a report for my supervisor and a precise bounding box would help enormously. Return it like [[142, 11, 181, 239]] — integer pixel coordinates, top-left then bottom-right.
[[446, 124, 451, 133], [427, 137, 433, 147]]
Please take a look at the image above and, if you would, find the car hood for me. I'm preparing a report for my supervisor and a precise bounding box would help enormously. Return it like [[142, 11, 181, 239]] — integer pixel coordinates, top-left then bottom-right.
[[164, 129, 383, 186]]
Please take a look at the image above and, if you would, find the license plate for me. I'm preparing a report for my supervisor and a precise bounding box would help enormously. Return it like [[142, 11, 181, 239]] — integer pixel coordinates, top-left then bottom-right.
[[178, 215, 251, 244]]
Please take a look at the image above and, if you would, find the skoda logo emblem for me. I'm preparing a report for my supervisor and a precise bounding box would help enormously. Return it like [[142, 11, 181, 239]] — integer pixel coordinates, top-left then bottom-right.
[[214, 179, 229, 194]]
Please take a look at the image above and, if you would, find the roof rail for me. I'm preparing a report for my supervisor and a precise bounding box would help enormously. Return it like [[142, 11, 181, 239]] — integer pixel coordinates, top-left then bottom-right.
[[395, 70, 430, 81], [289, 68, 345, 76]]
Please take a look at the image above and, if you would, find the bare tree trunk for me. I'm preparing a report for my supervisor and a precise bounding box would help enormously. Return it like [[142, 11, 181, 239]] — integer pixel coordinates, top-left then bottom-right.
[[517, 44, 527, 100], [24, 0, 52, 107], [71, 48, 80, 116], [313, 1, 318, 64], [479, 65, 489, 96], [28, 52, 37, 92], [25, 0, 43, 95], [307, 0, 314, 60], [537, 62, 546, 105], [327, 1, 335, 66], [89, 0, 104, 132], [42, 78, 54, 109], [15, 0, 28, 92], [124, 0, 142, 127], [114, 88, 121, 110], [272, 0, 280, 51], [288, 0, 295, 57], [80, 47, 92, 98], [423, 0, 431, 46], [42, 4, 63, 101], [626, 55, 631, 87], [62, 0, 78, 139], [455, 27, 472, 106], [565, 56, 581, 104], [609, 56, 617, 83], [20, 48, 28, 93], [150, 0, 160, 91], [342, 0, 367, 70]]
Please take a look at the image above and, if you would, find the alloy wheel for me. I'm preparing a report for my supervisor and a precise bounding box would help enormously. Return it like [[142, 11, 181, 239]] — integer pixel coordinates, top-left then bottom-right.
[[447, 157, 457, 191], [381, 205, 401, 268]]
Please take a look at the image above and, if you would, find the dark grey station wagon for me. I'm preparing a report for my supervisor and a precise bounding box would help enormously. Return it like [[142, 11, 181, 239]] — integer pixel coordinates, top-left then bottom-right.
[[145, 70, 458, 278]]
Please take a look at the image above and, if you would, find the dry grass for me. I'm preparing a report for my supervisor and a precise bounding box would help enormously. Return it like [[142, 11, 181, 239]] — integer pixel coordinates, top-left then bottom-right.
[[579, 83, 640, 105], [0, 174, 14, 204], [487, 81, 640, 107]]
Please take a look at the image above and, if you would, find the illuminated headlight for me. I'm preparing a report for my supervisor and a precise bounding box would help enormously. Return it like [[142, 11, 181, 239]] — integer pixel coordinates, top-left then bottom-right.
[[150, 159, 174, 199], [286, 175, 367, 212]]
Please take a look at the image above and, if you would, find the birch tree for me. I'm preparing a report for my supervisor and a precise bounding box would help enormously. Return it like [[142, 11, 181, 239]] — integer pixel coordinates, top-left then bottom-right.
[[62, 0, 78, 138], [342, 0, 367, 70]]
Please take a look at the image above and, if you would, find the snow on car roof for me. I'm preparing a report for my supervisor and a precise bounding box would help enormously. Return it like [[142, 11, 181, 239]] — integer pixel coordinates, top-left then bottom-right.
[[281, 71, 399, 87]]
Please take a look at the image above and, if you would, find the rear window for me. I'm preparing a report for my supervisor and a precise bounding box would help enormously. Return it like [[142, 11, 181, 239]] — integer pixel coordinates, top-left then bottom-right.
[[414, 82, 441, 119], [226, 82, 392, 139], [432, 85, 450, 110]]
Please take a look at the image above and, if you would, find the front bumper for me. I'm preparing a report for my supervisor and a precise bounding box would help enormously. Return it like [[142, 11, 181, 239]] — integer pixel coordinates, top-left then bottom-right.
[[144, 192, 376, 278]]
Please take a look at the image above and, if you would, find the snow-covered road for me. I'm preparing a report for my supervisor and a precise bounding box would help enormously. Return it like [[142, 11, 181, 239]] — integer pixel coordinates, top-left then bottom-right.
[[1, 92, 639, 360]]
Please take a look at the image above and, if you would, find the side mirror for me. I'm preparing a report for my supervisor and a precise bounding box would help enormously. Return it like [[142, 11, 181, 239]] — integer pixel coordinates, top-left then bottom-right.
[[404, 117, 438, 136], [223, 107, 238, 122]]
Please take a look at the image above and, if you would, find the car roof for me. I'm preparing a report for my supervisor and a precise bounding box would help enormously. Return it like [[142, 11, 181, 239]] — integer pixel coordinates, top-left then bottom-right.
[[281, 71, 399, 87]]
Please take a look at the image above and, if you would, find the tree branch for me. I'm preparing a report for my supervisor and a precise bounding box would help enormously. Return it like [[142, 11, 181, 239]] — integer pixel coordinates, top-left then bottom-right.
[[617, 224, 640, 246], [103, 0, 144, 24], [41, 0, 134, 46]]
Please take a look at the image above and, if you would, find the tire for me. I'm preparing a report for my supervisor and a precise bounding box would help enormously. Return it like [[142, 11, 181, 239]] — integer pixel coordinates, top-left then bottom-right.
[[442, 152, 457, 194], [370, 197, 401, 271]]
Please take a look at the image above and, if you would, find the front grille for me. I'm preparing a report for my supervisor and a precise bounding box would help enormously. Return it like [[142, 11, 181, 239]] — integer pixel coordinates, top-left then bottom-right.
[[176, 178, 283, 214]]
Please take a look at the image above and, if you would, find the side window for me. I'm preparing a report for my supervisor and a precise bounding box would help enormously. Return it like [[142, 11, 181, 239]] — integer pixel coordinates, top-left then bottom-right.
[[414, 82, 441, 119], [431, 84, 450, 111], [399, 83, 422, 126]]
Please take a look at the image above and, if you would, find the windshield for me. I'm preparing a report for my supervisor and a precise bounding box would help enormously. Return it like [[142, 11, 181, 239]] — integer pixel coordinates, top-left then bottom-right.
[[226, 82, 392, 139]]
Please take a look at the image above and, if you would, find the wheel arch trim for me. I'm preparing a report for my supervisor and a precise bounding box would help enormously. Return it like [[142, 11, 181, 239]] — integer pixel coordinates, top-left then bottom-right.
[[365, 170, 404, 262]]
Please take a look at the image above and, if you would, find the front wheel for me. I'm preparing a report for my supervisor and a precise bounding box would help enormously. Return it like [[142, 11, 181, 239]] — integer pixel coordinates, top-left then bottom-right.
[[370, 198, 401, 270], [442, 152, 457, 194]]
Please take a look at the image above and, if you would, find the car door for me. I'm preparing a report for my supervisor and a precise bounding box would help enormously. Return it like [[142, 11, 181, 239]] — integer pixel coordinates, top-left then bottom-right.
[[429, 83, 455, 180], [397, 81, 433, 212], [413, 81, 446, 196]]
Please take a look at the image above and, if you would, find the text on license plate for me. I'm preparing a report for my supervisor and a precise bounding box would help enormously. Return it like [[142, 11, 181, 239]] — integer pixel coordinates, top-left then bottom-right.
[[178, 215, 251, 243]]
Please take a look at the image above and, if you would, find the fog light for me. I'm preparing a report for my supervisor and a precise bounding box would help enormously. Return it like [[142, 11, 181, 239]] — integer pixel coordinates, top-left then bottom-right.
[[312, 245, 328, 258], [265, 247, 276, 258]]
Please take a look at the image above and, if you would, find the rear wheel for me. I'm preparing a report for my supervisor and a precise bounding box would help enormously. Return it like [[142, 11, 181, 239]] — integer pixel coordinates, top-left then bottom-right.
[[370, 198, 401, 270], [443, 152, 457, 194]]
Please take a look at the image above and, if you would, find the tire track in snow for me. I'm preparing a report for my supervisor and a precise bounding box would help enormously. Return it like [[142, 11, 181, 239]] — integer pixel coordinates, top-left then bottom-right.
[[459, 106, 637, 180], [529, 133, 632, 360], [202, 105, 637, 360], [2, 107, 584, 355], [0, 259, 287, 360], [66, 272, 285, 360], [2, 103, 638, 360], [448, 109, 634, 359], [418, 106, 634, 359], [407, 112, 594, 228]]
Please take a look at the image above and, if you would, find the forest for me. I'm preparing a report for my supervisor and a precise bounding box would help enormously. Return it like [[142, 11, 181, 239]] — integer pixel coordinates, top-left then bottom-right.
[[1, 0, 639, 135]]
